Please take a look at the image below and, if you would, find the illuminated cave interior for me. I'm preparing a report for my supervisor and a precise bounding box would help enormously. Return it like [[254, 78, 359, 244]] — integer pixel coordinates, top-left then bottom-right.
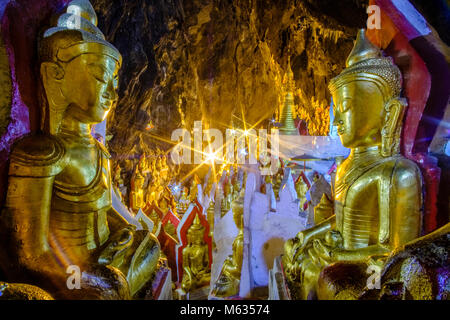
[[0, 0, 449, 300]]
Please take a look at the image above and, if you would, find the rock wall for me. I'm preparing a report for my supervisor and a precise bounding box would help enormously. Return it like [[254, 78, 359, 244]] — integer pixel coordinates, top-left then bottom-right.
[[92, 0, 369, 160]]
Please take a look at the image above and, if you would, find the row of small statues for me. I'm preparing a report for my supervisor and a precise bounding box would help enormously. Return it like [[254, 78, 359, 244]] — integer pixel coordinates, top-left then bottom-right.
[[112, 153, 179, 214]]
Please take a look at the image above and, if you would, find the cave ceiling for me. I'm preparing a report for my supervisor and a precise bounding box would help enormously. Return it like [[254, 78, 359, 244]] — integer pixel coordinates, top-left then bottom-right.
[[92, 0, 369, 159]]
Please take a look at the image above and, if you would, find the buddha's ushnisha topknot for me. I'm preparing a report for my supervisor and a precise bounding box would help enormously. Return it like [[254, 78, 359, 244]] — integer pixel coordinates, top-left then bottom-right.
[[39, 0, 121, 65], [329, 29, 402, 101]]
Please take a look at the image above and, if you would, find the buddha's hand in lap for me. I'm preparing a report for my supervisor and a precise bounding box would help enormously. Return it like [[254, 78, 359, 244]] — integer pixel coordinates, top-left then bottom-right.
[[98, 227, 135, 265], [284, 229, 312, 264], [307, 231, 343, 267]]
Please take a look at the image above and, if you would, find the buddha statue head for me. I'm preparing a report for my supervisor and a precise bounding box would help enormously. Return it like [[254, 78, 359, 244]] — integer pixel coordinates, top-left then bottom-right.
[[39, 0, 122, 135], [158, 196, 169, 212], [187, 214, 205, 245], [329, 29, 406, 156], [133, 171, 145, 191]]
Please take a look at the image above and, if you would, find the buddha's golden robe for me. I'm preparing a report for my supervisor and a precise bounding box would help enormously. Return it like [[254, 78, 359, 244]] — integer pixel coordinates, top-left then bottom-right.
[[0, 133, 160, 299]]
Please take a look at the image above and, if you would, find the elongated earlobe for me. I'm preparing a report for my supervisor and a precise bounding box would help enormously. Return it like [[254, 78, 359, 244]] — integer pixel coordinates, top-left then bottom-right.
[[381, 98, 407, 157], [41, 62, 65, 81], [40, 62, 68, 135]]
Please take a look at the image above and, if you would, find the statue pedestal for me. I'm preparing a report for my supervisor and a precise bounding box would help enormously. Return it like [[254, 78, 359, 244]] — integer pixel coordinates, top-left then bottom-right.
[[268, 256, 291, 300]]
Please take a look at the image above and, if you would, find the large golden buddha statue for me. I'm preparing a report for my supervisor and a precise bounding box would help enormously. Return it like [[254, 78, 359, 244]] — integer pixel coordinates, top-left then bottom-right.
[[0, 0, 160, 299], [283, 29, 423, 300]]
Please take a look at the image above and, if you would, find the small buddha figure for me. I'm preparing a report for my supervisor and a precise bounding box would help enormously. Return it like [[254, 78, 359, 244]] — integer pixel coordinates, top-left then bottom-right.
[[0, 0, 160, 299], [159, 196, 177, 240], [146, 184, 157, 205], [206, 199, 215, 240], [221, 181, 232, 216], [177, 186, 190, 214], [189, 175, 200, 202], [181, 214, 211, 294], [273, 169, 284, 200], [211, 189, 245, 297], [156, 156, 163, 172], [158, 196, 170, 214], [295, 172, 310, 211], [113, 164, 123, 188], [232, 177, 240, 200], [147, 209, 161, 234], [283, 30, 423, 300], [129, 171, 146, 213], [160, 156, 169, 182], [138, 154, 149, 175], [149, 157, 156, 175], [112, 164, 126, 202], [155, 184, 165, 203], [204, 178, 214, 200]]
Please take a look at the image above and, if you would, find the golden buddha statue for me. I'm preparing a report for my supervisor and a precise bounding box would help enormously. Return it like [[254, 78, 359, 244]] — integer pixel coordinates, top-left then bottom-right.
[[204, 178, 214, 199], [177, 186, 190, 213], [158, 196, 178, 240], [232, 177, 240, 201], [273, 169, 283, 200], [159, 156, 169, 182], [113, 164, 123, 188], [180, 214, 211, 294], [206, 199, 215, 240], [283, 29, 423, 300], [130, 170, 145, 212], [189, 175, 200, 203], [146, 184, 157, 205], [0, 0, 160, 299], [137, 155, 147, 175], [221, 181, 232, 216], [295, 172, 310, 211], [211, 189, 244, 297], [147, 209, 161, 234]]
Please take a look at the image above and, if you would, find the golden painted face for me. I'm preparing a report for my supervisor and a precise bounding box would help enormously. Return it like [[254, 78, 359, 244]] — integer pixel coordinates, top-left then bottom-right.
[[187, 228, 205, 245], [332, 80, 384, 149], [61, 53, 119, 124]]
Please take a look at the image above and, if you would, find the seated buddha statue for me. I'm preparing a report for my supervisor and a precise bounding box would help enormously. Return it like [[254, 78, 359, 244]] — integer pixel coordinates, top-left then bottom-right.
[[232, 177, 240, 201], [146, 184, 157, 205], [159, 156, 169, 183], [157, 196, 177, 240], [0, 0, 160, 299], [206, 200, 215, 240], [180, 214, 211, 294], [189, 175, 200, 203], [211, 189, 244, 297], [295, 172, 310, 211], [177, 186, 190, 213], [283, 29, 423, 300], [273, 169, 283, 200], [130, 170, 146, 213], [221, 181, 233, 216]]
